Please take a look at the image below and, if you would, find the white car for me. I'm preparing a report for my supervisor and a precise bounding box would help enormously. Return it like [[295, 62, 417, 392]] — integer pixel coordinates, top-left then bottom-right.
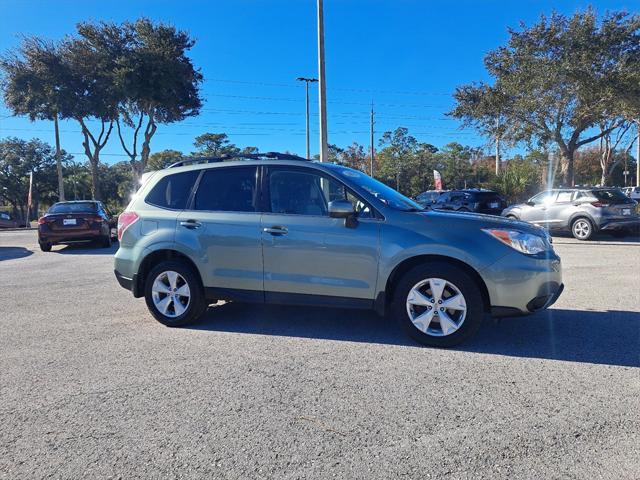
[[622, 186, 640, 200]]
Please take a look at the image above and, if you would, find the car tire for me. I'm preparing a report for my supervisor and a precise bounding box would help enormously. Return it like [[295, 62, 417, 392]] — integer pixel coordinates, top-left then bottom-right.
[[505, 214, 518, 220], [392, 262, 484, 348], [458, 207, 470, 212], [39, 242, 52, 252], [144, 260, 207, 327], [571, 217, 595, 241], [101, 232, 112, 248]]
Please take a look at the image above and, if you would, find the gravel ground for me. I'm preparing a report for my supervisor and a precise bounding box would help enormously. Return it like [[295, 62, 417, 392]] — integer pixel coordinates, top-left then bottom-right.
[[1, 230, 638, 479]]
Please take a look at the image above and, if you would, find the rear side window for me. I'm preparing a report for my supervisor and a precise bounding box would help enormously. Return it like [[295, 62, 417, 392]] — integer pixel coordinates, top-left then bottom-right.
[[591, 189, 630, 203], [146, 171, 199, 210], [194, 167, 258, 212], [556, 191, 573, 202]]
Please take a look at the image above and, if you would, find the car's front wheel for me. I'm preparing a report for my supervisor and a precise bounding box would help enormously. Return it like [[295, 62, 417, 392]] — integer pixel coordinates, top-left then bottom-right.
[[392, 262, 484, 347], [144, 260, 207, 327]]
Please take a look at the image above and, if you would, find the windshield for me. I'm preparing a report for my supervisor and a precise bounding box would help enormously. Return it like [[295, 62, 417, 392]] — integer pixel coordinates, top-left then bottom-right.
[[48, 202, 98, 214], [331, 166, 424, 211]]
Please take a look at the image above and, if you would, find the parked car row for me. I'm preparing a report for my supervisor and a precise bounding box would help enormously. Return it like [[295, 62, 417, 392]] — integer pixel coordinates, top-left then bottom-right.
[[416, 186, 639, 240]]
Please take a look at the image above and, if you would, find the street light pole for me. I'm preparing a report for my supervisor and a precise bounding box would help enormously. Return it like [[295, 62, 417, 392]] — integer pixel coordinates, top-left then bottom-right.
[[296, 77, 318, 159], [317, 0, 328, 162]]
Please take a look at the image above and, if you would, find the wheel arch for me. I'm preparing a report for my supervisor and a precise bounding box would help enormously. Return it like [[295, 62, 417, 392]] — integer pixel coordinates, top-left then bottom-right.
[[381, 254, 491, 315], [134, 249, 203, 298]]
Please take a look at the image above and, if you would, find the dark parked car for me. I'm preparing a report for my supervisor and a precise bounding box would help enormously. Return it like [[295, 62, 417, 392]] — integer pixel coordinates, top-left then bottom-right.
[[0, 212, 20, 229], [415, 190, 446, 206], [38, 201, 116, 251], [502, 188, 639, 240], [429, 189, 506, 215]]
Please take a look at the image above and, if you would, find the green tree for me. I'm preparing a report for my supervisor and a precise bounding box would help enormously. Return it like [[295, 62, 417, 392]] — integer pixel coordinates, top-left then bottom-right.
[[114, 19, 203, 182], [193, 133, 240, 157], [0, 138, 69, 220], [378, 127, 418, 191], [450, 9, 640, 186], [437, 142, 473, 190], [1, 38, 69, 201], [59, 24, 122, 200], [147, 149, 184, 171]]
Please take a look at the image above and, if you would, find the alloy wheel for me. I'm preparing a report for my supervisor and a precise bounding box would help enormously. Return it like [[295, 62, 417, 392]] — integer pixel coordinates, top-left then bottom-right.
[[405, 278, 467, 337], [572, 220, 591, 240], [151, 270, 191, 318]]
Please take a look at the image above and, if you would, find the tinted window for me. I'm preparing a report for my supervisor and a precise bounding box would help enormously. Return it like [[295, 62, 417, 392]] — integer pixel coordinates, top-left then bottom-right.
[[473, 192, 501, 201], [146, 171, 199, 210], [48, 202, 98, 214], [556, 191, 573, 203], [194, 167, 257, 212], [269, 169, 372, 217], [591, 189, 630, 204]]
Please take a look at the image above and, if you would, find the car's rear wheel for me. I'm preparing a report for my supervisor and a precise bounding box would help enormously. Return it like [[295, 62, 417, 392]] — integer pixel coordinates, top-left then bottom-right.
[[392, 262, 484, 347], [571, 217, 594, 241], [39, 242, 52, 252], [144, 260, 207, 327], [100, 232, 112, 248], [505, 214, 518, 220]]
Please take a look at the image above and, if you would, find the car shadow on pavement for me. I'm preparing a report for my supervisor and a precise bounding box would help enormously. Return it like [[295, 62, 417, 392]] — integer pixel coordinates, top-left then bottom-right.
[[0, 246, 33, 261], [192, 303, 639, 368], [54, 241, 119, 255]]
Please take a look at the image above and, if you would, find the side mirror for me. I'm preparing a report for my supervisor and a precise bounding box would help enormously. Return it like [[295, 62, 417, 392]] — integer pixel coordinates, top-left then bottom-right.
[[328, 199, 354, 219], [526, 201, 535, 206]]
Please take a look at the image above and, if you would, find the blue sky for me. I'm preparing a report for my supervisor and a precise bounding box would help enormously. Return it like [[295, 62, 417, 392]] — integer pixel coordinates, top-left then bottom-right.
[[0, 0, 635, 164]]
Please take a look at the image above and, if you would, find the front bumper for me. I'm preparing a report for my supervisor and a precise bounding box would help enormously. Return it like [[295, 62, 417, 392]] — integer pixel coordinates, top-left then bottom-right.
[[482, 249, 563, 317]]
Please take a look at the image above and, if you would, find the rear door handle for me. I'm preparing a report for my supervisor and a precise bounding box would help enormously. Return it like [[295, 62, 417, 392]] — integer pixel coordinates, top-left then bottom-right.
[[180, 220, 202, 229], [263, 226, 288, 235]]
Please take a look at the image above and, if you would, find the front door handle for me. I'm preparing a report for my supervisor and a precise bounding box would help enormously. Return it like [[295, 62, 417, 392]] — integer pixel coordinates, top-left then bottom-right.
[[180, 220, 202, 229], [263, 226, 288, 235]]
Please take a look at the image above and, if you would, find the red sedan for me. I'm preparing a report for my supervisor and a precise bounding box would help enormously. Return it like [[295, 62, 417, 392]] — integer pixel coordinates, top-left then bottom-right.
[[38, 201, 115, 252]]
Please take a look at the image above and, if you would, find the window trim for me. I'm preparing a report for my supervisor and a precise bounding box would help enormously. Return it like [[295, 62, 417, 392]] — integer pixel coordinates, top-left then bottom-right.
[[263, 165, 382, 220], [186, 164, 261, 214], [145, 170, 201, 211]]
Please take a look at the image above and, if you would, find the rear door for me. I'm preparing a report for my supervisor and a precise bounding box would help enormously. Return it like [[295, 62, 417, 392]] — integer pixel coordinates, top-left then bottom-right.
[[175, 165, 264, 294], [544, 190, 574, 227], [261, 166, 380, 301]]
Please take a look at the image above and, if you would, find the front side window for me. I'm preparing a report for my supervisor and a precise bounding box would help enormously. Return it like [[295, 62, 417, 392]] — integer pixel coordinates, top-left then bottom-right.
[[146, 171, 199, 210], [268, 169, 372, 217], [194, 167, 258, 212], [530, 190, 557, 205]]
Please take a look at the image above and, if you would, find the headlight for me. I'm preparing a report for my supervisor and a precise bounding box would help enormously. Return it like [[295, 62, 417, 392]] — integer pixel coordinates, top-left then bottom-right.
[[482, 228, 550, 255]]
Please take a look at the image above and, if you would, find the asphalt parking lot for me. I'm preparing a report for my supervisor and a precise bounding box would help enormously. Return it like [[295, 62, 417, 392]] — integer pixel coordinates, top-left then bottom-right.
[[1, 230, 638, 479]]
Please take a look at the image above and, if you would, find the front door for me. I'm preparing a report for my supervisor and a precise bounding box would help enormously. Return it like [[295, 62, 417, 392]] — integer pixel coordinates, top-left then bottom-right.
[[261, 166, 381, 302], [522, 190, 558, 225]]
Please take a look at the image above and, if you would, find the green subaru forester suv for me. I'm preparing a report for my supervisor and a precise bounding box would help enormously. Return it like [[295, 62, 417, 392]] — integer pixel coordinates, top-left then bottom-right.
[[114, 152, 563, 347]]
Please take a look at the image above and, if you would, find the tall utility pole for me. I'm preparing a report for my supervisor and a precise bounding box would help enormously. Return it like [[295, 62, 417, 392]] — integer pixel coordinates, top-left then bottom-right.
[[296, 77, 317, 159], [636, 120, 640, 187], [317, 0, 328, 162], [369, 104, 375, 177], [495, 117, 501, 175], [54, 114, 65, 201]]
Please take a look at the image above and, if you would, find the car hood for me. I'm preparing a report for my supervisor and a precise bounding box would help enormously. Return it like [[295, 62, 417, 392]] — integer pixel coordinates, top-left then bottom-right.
[[416, 209, 545, 236]]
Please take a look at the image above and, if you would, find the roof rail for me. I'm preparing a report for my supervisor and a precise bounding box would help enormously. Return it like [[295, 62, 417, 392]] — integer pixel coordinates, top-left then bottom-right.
[[167, 151, 309, 169]]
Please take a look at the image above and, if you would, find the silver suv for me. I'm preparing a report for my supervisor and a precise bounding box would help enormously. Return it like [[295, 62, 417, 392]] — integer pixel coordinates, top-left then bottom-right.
[[502, 188, 639, 240], [114, 153, 563, 347]]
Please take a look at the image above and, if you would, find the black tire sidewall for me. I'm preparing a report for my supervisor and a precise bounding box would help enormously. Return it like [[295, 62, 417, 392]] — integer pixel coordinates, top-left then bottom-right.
[[392, 262, 484, 347], [39, 242, 51, 252], [144, 260, 206, 327]]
